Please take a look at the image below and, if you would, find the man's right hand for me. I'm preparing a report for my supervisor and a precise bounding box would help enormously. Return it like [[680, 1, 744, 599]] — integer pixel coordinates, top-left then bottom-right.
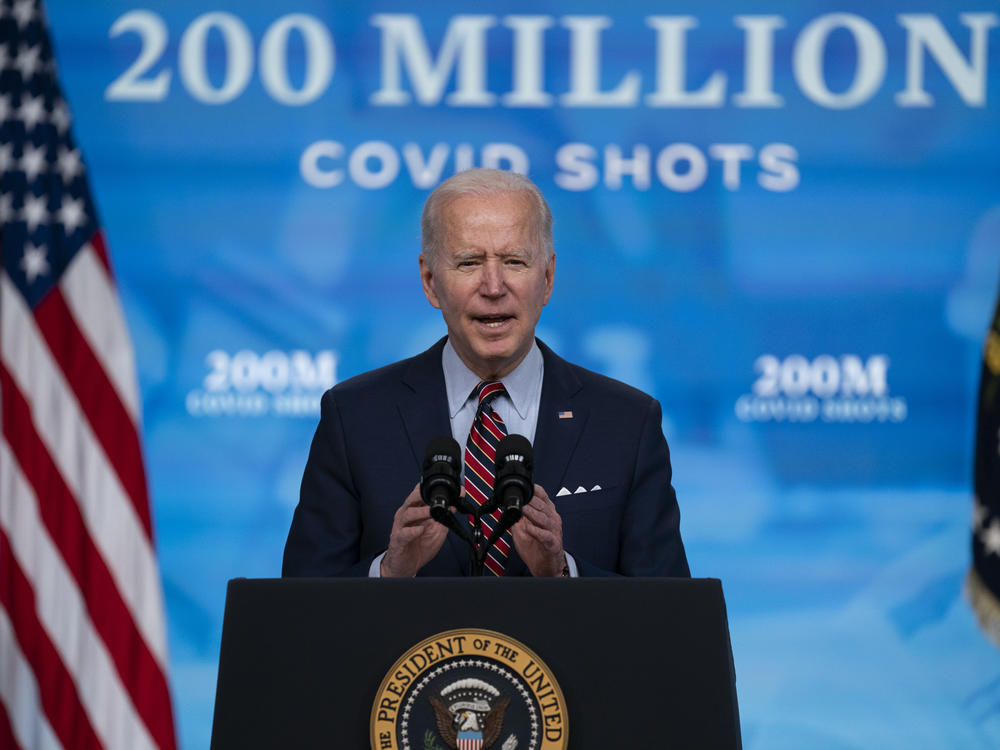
[[380, 483, 451, 577]]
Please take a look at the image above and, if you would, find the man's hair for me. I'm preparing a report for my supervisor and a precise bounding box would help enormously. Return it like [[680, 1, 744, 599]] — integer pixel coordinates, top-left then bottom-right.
[[421, 168, 553, 266]]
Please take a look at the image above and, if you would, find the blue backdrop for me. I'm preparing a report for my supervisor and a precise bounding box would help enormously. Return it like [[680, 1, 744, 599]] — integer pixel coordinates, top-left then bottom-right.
[[43, 2, 1000, 747]]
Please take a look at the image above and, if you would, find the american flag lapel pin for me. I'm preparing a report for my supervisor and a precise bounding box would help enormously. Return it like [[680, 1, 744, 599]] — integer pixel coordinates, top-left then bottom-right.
[[558, 410, 573, 419]]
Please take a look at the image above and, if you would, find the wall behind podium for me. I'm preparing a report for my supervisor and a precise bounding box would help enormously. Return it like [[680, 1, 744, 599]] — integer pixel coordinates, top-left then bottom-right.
[[42, 1, 1000, 747]]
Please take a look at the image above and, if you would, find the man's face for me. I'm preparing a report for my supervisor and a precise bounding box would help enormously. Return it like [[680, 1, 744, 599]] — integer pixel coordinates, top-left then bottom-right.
[[420, 191, 555, 380]]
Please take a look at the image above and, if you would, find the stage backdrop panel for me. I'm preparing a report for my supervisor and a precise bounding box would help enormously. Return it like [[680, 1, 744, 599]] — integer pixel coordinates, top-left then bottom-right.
[[39, 1, 1000, 747]]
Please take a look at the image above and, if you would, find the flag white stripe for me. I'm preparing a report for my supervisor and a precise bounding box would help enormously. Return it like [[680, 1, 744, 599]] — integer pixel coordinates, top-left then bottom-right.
[[59, 243, 141, 422], [0, 272, 168, 665], [0, 440, 157, 750], [0, 606, 64, 750]]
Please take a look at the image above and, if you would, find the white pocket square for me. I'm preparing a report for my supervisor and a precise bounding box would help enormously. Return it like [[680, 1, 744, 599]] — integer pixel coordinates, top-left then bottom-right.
[[557, 484, 604, 496]]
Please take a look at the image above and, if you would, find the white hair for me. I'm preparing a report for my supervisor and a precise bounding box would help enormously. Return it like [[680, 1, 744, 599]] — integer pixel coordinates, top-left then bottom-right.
[[421, 168, 553, 266]]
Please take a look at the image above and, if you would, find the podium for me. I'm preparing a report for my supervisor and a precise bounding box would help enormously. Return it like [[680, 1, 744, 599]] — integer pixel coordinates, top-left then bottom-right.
[[211, 577, 741, 749]]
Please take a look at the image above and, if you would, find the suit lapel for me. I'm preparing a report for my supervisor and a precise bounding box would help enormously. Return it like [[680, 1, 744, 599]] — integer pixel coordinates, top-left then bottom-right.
[[533, 340, 587, 499], [504, 340, 586, 577], [398, 337, 452, 470], [397, 337, 474, 574]]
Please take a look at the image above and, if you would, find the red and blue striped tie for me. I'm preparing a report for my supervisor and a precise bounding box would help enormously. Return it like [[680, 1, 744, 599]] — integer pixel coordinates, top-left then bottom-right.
[[464, 381, 513, 576]]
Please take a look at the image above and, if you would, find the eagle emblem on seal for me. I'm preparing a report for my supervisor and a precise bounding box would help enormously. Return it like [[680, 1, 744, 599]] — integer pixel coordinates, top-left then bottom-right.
[[429, 678, 510, 750]]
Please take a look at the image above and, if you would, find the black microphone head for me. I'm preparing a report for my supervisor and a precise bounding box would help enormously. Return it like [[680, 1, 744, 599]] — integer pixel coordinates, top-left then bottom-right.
[[496, 434, 533, 473], [495, 434, 532, 522], [423, 436, 461, 471], [422, 436, 462, 518]]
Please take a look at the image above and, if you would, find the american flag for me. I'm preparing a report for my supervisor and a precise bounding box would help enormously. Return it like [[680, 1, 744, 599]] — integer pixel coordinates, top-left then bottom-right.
[[0, 1, 177, 749], [969, 279, 1000, 647]]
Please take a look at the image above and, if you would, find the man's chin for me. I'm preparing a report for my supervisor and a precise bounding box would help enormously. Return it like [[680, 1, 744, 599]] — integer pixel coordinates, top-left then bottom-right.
[[467, 343, 526, 379]]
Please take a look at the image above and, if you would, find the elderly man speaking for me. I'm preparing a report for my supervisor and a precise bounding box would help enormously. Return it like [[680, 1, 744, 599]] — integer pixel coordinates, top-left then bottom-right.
[[282, 169, 689, 578]]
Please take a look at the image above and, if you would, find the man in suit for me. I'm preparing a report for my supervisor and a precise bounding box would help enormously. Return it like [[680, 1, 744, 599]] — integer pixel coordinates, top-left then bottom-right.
[[282, 169, 688, 578]]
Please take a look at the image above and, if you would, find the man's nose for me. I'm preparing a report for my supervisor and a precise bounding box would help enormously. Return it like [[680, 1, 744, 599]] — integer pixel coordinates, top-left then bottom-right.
[[478, 260, 506, 296]]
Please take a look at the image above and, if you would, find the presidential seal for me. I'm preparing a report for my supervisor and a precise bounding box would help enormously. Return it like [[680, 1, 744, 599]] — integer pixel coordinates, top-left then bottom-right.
[[370, 628, 568, 750]]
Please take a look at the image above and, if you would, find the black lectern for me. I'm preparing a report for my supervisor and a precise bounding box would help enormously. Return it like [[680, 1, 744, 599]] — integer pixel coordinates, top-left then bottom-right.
[[211, 578, 741, 749]]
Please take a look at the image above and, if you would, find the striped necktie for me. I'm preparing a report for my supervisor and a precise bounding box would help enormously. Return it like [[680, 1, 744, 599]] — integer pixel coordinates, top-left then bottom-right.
[[464, 381, 513, 576]]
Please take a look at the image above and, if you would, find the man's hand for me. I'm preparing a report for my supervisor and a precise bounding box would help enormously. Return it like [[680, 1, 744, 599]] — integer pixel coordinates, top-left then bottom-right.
[[381, 484, 450, 577], [512, 484, 567, 577]]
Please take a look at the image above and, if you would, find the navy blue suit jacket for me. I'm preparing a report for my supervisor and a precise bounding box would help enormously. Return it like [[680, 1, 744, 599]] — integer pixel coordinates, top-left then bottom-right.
[[282, 338, 689, 577]]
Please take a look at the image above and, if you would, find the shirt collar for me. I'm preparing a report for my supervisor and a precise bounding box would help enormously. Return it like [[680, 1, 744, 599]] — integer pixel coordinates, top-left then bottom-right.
[[442, 338, 542, 419]]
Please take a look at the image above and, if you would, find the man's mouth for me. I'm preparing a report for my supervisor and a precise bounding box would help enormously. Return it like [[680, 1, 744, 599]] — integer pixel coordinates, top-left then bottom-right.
[[475, 315, 513, 329]]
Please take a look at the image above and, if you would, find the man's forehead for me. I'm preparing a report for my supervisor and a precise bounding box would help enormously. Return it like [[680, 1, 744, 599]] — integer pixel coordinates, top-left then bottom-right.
[[440, 198, 535, 247], [441, 190, 533, 221]]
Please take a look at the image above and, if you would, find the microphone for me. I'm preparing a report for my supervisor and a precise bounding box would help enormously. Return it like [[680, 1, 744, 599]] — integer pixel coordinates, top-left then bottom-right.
[[421, 436, 461, 522], [493, 434, 533, 524]]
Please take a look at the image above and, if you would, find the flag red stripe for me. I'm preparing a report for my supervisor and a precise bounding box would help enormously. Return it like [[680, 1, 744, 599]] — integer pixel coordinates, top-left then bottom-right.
[[32, 287, 153, 539], [1, 9, 175, 746], [0, 693, 23, 750], [0, 366, 177, 750], [90, 230, 113, 277], [0, 529, 103, 750]]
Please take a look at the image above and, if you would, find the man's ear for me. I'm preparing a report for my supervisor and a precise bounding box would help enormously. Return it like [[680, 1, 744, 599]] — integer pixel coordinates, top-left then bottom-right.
[[542, 252, 555, 306], [419, 253, 441, 309]]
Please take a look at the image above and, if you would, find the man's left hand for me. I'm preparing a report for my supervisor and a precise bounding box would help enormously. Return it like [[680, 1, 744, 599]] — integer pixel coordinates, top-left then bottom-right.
[[512, 484, 567, 577]]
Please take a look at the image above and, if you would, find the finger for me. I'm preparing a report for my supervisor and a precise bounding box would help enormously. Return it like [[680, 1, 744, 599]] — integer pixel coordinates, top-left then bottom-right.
[[521, 500, 546, 517], [512, 516, 544, 544], [401, 501, 433, 519], [517, 509, 546, 532], [510, 520, 531, 549], [394, 486, 425, 523], [394, 525, 427, 544], [531, 484, 555, 508], [402, 483, 424, 507], [532, 486, 563, 524], [520, 502, 557, 528], [516, 521, 556, 549], [531, 484, 554, 505], [396, 514, 448, 541], [519, 522, 561, 549], [523, 487, 555, 516], [396, 504, 434, 527]]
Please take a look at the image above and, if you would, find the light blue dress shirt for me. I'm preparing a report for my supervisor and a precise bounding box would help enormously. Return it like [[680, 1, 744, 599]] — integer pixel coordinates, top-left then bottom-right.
[[442, 338, 543, 455]]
